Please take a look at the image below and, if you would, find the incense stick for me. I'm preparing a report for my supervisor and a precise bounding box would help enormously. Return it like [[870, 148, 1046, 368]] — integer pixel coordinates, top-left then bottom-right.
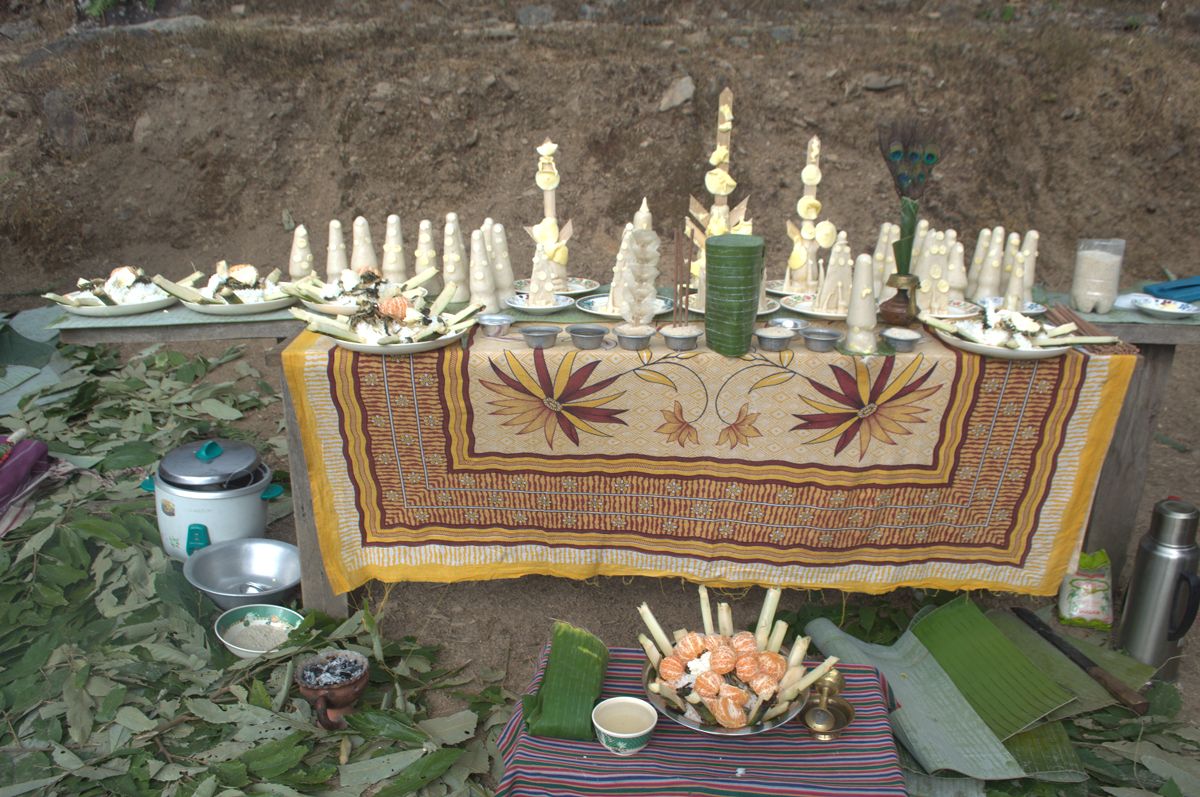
[[673, 228, 686, 327]]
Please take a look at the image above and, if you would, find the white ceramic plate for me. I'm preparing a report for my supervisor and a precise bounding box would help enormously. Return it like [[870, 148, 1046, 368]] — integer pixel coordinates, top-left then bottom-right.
[[513, 277, 600, 297], [925, 299, 981, 320], [974, 297, 1047, 317], [780, 293, 847, 320], [685, 295, 780, 316], [575, 294, 674, 319], [1113, 292, 1154, 311], [1131, 296, 1200, 320], [504, 294, 575, 315], [332, 328, 469, 355], [62, 295, 177, 317], [763, 278, 807, 297], [932, 328, 1069, 360], [182, 296, 296, 316]]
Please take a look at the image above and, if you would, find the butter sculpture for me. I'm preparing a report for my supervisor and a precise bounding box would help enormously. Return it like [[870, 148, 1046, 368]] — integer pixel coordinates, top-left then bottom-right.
[[783, 136, 837, 294], [527, 244, 556, 307], [685, 88, 753, 311], [872, 222, 899, 303], [288, 224, 314, 280], [489, 222, 516, 303], [326, 219, 348, 282], [966, 227, 991, 299], [442, 213, 471, 303], [382, 214, 407, 283], [947, 237, 967, 302], [469, 229, 499, 313], [619, 228, 661, 329], [606, 223, 635, 315], [525, 139, 572, 292], [816, 233, 853, 313], [972, 226, 1006, 302], [1000, 232, 1023, 310], [1020, 230, 1039, 304], [845, 254, 879, 354], [351, 216, 378, 274]]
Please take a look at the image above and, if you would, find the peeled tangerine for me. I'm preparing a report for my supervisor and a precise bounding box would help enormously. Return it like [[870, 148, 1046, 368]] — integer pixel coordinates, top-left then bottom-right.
[[757, 651, 787, 681], [708, 645, 736, 675], [378, 295, 410, 322], [730, 631, 758, 656], [719, 682, 749, 706], [694, 670, 724, 699], [674, 631, 706, 662], [658, 655, 686, 682], [705, 695, 748, 729], [735, 654, 760, 682], [748, 672, 778, 700], [702, 634, 731, 653]]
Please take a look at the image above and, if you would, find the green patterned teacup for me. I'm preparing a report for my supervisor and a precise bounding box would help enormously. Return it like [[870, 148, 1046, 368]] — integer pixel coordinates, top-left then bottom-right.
[[591, 697, 657, 756]]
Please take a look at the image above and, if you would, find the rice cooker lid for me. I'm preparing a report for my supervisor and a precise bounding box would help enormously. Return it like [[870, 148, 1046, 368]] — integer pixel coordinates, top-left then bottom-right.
[[159, 439, 263, 489]]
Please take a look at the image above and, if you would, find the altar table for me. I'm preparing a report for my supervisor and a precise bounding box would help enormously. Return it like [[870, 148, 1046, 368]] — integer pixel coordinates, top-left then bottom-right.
[[495, 648, 905, 797], [281, 329, 1135, 601]]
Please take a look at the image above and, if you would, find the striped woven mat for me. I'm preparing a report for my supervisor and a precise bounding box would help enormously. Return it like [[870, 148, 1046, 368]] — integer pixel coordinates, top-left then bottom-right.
[[496, 648, 905, 797]]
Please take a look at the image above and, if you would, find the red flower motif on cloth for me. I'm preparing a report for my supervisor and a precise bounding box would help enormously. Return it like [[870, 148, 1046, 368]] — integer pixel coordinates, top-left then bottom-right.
[[792, 355, 941, 460], [481, 349, 627, 447], [717, 403, 763, 450], [656, 400, 699, 447]]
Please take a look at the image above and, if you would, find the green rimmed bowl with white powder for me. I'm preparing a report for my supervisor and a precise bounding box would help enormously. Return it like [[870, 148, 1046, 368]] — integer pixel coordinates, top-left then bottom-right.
[[214, 604, 304, 658]]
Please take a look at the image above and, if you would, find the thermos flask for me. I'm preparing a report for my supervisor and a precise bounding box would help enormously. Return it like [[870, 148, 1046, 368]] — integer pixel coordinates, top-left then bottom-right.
[[1117, 499, 1200, 680]]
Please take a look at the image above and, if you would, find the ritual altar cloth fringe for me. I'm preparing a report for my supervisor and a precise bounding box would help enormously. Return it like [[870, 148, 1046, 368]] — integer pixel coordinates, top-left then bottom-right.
[[282, 331, 1135, 595]]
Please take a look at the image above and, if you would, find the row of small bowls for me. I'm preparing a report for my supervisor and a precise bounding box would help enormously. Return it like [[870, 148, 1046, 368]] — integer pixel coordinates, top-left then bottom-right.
[[476, 314, 923, 354]]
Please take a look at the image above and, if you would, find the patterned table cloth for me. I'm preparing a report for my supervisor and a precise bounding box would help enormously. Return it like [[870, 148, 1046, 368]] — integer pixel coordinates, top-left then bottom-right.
[[496, 648, 905, 797], [282, 329, 1134, 595]]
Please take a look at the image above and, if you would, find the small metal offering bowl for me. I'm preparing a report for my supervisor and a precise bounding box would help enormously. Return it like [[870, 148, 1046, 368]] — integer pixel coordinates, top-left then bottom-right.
[[881, 327, 922, 353], [768, 317, 811, 333], [214, 604, 303, 659], [806, 695, 855, 741], [566, 324, 608, 350], [659, 325, 703, 351], [185, 538, 301, 610], [615, 329, 654, 351], [520, 325, 562, 349], [802, 327, 844, 352], [477, 313, 514, 338], [754, 327, 794, 352]]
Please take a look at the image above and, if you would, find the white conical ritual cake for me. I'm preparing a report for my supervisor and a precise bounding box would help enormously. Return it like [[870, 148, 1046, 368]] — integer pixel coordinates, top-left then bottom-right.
[[1020, 230, 1039, 304], [382, 214, 407, 283], [966, 227, 992, 300], [817, 232, 853, 313], [872, 222, 898, 302], [619, 228, 661, 328], [442, 213, 471, 303], [946, 236, 967, 302], [326, 219, 349, 282], [845, 254, 879, 354], [999, 232, 1023, 310], [527, 244, 556, 307], [288, 224, 314, 280], [414, 219, 437, 274], [489, 222, 516, 303], [972, 225, 1006, 301], [350, 216, 378, 274], [468, 229, 499, 313]]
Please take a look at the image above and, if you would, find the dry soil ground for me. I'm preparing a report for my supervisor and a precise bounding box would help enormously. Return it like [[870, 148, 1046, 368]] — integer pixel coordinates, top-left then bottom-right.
[[2, 0, 1199, 717]]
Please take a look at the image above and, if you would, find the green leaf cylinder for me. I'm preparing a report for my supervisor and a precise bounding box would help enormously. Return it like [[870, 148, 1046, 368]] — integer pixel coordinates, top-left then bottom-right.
[[703, 234, 765, 357]]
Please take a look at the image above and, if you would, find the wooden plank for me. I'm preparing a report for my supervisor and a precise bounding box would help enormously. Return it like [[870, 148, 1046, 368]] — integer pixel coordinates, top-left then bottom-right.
[[1084, 343, 1176, 584], [1092, 321, 1200, 347], [282, 364, 348, 618], [57, 319, 302, 346]]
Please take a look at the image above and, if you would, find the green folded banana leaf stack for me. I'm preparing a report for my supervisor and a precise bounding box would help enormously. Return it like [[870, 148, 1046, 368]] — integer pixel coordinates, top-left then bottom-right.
[[523, 621, 610, 741]]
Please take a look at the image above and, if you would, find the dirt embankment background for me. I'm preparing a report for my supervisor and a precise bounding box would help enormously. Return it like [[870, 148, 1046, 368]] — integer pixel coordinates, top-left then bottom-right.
[[2, 0, 1199, 712]]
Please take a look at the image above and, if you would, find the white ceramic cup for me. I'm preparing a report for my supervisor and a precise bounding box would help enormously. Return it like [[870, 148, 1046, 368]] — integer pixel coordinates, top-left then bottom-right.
[[591, 696, 657, 756]]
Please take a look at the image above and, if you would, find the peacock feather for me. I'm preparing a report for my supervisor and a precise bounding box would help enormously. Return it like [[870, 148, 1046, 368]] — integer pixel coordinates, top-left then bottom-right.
[[877, 120, 947, 200]]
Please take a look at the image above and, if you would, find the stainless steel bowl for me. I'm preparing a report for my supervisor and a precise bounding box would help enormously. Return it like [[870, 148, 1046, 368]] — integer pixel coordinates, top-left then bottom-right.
[[881, 327, 922, 353], [802, 328, 843, 353], [184, 538, 301, 609], [520, 325, 562, 349], [660, 325, 703, 351], [477, 313, 514, 337], [754, 327, 795, 352], [768, 317, 811, 333], [566, 324, 608, 350]]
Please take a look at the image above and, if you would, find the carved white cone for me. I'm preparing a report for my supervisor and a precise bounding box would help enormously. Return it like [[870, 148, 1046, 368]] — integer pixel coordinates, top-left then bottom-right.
[[489, 223, 516, 303], [947, 241, 968, 302], [974, 226, 1006, 301], [999, 232, 1022, 310], [442, 213, 471, 303], [845, 254, 879, 354], [288, 224, 314, 280], [633, 197, 653, 232], [967, 227, 991, 300], [351, 216, 378, 274], [1020, 230, 1039, 304], [469, 229, 499, 313], [382, 214, 407, 283], [623, 229, 661, 327], [414, 220, 437, 274], [326, 220, 348, 282], [1004, 252, 1027, 312], [877, 223, 899, 303], [607, 223, 634, 315], [527, 244, 556, 307]]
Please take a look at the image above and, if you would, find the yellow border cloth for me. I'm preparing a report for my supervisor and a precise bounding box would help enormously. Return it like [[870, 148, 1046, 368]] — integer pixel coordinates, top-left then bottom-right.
[[282, 331, 1135, 596]]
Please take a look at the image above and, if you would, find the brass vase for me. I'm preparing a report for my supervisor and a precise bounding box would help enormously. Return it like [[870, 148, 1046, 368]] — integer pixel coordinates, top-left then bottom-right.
[[879, 274, 920, 327]]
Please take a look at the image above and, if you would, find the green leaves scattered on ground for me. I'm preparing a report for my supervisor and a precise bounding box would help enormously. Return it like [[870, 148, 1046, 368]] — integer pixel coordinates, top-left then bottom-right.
[[0, 342, 514, 796]]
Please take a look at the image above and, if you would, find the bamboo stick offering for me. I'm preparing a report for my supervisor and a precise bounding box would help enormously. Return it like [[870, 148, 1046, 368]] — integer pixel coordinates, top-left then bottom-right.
[[638, 602, 675, 658], [698, 585, 714, 636]]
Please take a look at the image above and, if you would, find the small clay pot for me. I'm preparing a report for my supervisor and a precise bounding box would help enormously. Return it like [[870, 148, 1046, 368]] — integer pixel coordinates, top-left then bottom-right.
[[294, 651, 370, 730]]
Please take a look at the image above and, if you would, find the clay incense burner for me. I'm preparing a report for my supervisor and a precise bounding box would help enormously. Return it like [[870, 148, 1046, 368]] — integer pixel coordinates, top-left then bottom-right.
[[294, 650, 370, 730]]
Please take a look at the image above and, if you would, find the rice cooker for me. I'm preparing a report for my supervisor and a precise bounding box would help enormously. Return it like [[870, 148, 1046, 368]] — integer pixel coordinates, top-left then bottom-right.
[[144, 439, 281, 560]]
